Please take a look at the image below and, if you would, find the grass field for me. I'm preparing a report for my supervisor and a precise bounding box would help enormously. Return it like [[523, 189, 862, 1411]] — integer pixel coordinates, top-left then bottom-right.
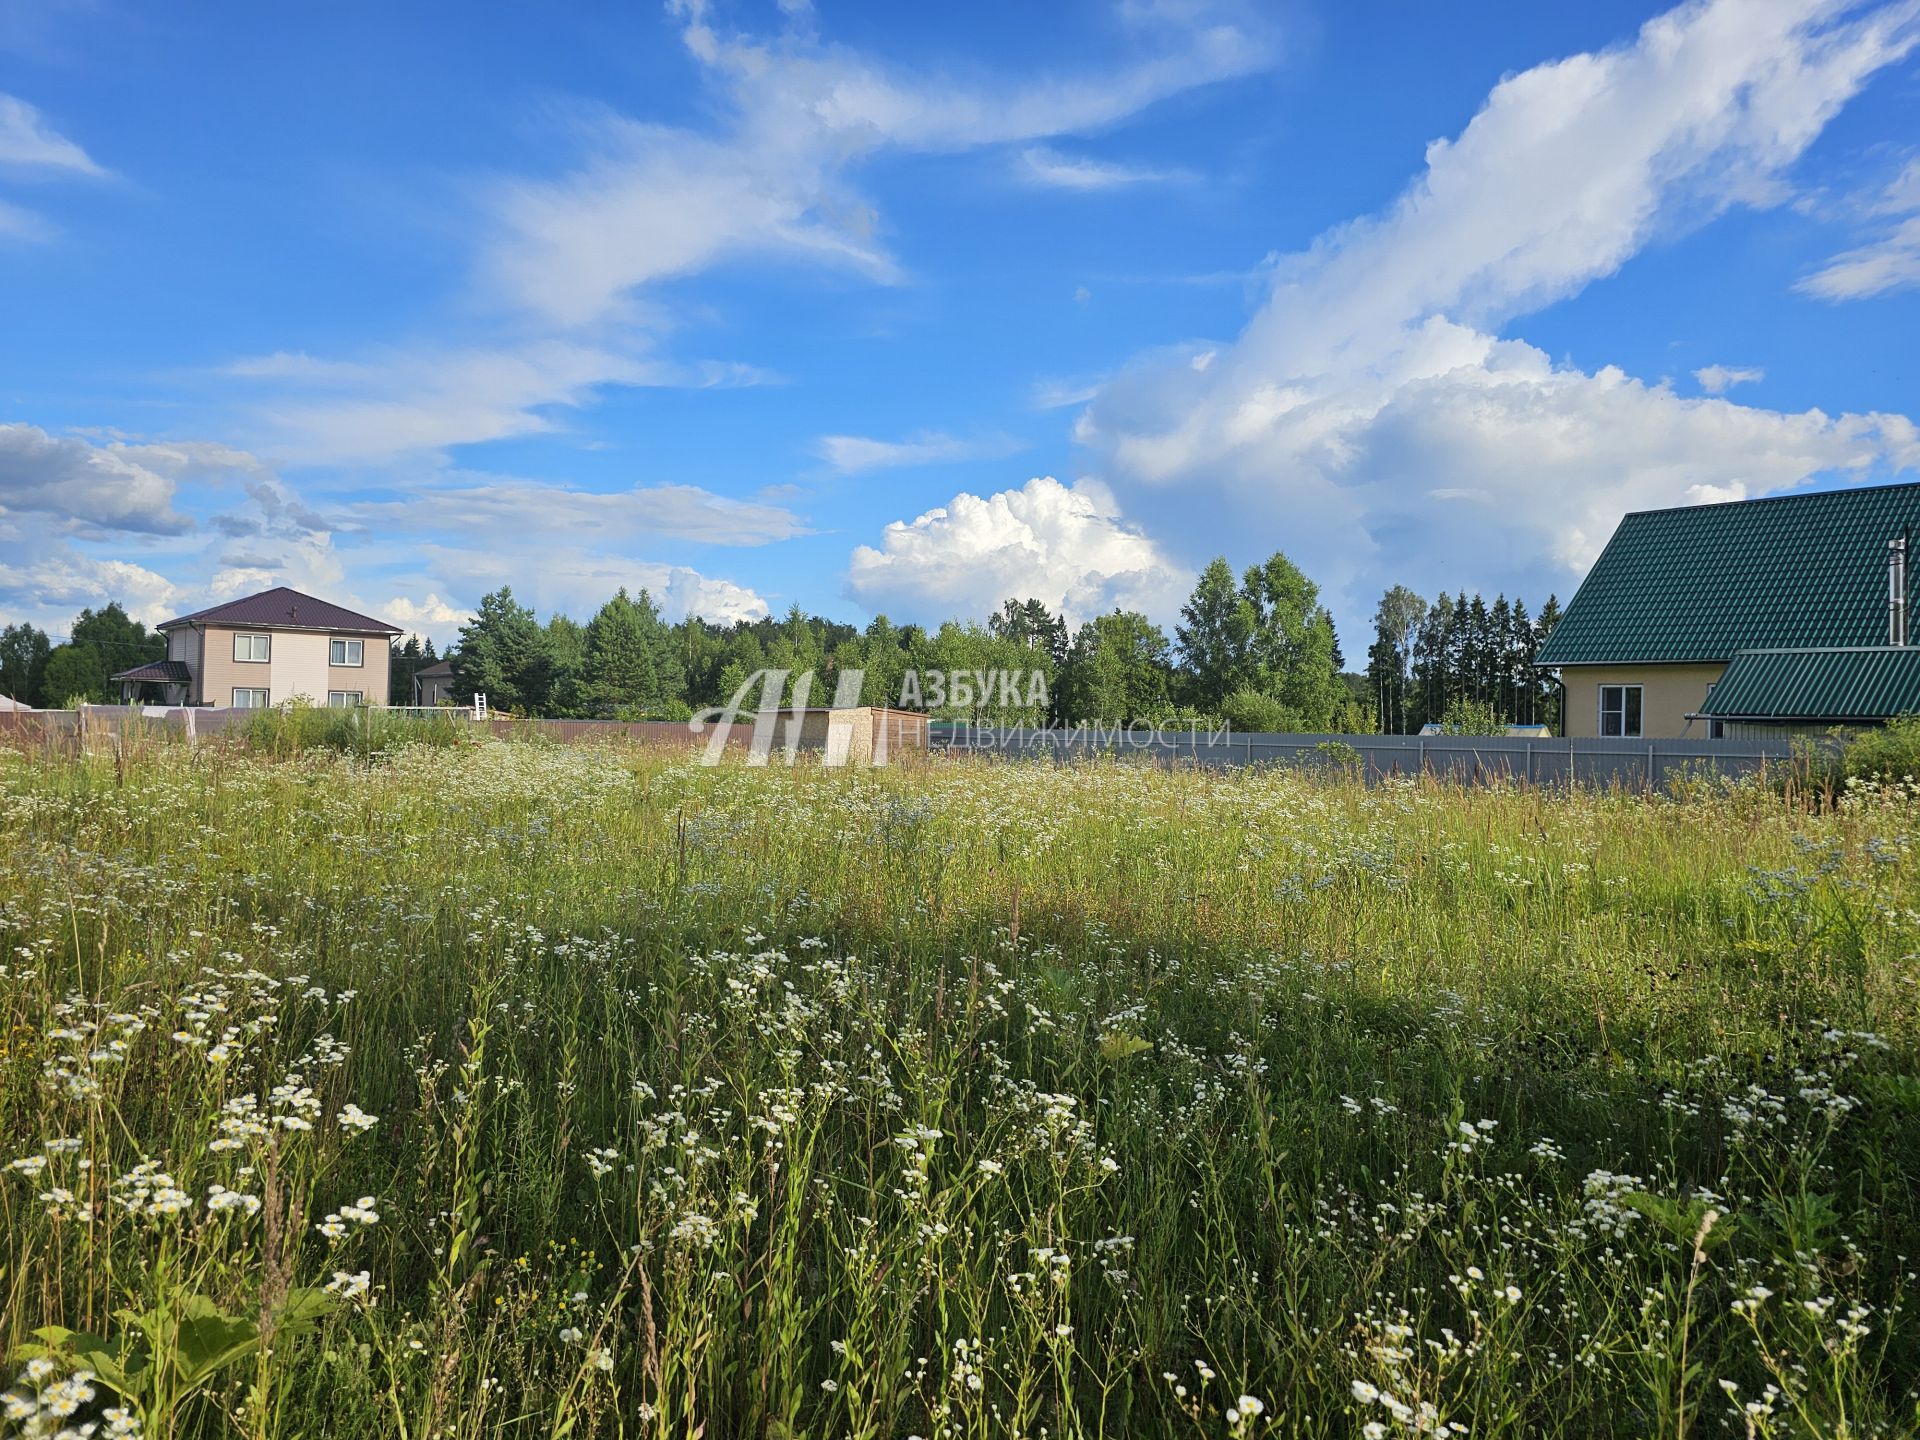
[[0, 737, 1917, 1438]]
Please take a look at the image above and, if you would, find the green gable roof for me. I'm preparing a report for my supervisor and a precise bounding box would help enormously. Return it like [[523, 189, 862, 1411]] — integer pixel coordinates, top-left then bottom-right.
[[1701, 647, 1920, 721], [1535, 482, 1920, 666]]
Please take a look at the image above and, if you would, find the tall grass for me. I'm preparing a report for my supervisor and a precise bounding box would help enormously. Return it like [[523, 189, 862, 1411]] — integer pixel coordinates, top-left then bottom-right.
[[0, 740, 1916, 1437]]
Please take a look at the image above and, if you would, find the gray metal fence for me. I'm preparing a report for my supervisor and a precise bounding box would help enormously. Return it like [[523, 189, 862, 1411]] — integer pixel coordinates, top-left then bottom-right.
[[933, 724, 1801, 788]]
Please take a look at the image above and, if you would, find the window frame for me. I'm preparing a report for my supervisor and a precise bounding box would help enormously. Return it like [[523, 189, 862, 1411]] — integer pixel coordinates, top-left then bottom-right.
[[327, 690, 364, 708], [232, 687, 271, 709], [1598, 683, 1643, 738], [329, 637, 364, 667], [233, 633, 271, 664]]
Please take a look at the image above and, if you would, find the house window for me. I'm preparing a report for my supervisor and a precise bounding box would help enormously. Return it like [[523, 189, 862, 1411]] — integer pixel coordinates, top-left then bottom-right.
[[1599, 684, 1643, 738], [327, 690, 364, 708], [330, 638, 364, 666], [232, 687, 271, 709], [233, 633, 271, 663]]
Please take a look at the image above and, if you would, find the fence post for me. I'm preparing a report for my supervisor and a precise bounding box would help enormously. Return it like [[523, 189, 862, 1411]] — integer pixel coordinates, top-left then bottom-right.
[[1647, 742, 1656, 792], [1524, 740, 1533, 786]]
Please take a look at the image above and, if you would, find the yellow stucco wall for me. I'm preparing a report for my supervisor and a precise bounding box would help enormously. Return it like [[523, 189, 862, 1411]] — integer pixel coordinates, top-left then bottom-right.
[[1559, 663, 1728, 739]]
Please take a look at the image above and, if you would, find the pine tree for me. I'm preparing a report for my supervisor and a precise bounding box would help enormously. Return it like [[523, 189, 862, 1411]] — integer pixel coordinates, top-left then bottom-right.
[[579, 590, 659, 717], [453, 587, 552, 714]]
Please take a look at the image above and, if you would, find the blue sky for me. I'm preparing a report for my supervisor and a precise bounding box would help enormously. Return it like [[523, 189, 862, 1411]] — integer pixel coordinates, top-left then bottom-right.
[[2, 0, 1917, 651]]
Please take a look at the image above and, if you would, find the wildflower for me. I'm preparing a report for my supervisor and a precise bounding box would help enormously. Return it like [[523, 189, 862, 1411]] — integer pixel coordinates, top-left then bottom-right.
[[588, 1347, 614, 1373], [337, 1103, 379, 1135], [1352, 1380, 1380, 1404], [559, 1326, 584, 1345], [325, 1269, 372, 1302], [207, 1183, 262, 1217]]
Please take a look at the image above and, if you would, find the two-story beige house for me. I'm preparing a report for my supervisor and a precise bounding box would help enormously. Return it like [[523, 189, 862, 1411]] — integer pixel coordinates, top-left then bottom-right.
[[112, 586, 401, 709]]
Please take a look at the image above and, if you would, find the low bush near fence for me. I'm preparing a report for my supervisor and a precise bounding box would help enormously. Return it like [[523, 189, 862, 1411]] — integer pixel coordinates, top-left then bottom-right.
[[0, 745, 1917, 1436], [238, 702, 471, 758]]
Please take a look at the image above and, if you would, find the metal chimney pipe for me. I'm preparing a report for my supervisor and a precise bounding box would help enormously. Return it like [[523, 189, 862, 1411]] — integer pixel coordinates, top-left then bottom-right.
[[1890, 536, 1909, 646]]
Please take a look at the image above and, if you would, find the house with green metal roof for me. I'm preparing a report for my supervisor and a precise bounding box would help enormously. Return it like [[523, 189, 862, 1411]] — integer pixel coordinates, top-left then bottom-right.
[[1534, 482, 1920, 739]]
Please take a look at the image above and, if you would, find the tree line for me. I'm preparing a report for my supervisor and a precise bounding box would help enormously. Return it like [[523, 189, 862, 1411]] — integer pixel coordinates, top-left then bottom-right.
[[0, 559, 1561, 733], [437, 553, 1365, 729]]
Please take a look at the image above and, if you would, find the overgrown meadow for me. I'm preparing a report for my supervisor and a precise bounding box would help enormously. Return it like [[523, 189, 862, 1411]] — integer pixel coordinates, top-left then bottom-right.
[[1, 736, 1917, 1439]]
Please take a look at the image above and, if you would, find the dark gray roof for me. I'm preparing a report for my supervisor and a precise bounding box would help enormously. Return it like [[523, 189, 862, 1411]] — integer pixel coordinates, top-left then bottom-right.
[[159, 586, 400, 636], [414, 659, 456, 677], [109, 659, 193, 684]]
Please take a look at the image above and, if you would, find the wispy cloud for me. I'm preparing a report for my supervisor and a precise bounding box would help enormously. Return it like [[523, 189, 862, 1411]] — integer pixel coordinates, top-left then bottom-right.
[[482, 0, 1269, 330], [224, 2, 1268, 466], [1016, 145, 1188, 190], [814, 430, 1025, 475], [0, 94, 104, 175], [0, 93, 109, 242], [1799, 160, 1920, 299]]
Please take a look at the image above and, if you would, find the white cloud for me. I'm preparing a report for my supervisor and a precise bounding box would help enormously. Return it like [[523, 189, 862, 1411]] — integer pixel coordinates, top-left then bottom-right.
[[1075, 0, 1920, 638], [379, 593, 477, 645], [419, 543, 768, 626], [1799, 214, 1920, 299], [814, 431, 1024, 475], [1694, 363, 1765, 393], [0, 552, 182, 629], [1799, 156, 1920, 299], [483, 1, 1268, 328], [1016, 146, 1185, 190], [0, 94, 104, 176], [0, 94, 109, 245], [846, 475, 1188, 625], [353, 476, 807, 547], [0, 423, 199, 535], [229, 339, 773, 465], [212, 2, 1264, 465]]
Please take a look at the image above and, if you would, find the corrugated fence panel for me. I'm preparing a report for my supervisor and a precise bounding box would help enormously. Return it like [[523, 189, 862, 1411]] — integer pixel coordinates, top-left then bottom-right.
[[933, 727, 1798, 787]]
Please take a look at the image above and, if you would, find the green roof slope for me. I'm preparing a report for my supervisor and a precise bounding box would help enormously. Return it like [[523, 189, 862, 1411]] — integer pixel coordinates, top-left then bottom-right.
[[1535, 483, 1920, 666], [1701, 647, 1920, 721]]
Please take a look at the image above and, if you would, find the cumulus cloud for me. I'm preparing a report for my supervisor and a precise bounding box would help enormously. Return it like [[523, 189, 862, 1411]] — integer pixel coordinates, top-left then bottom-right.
[[419, 543, 768, 626], [846, 475, 1188, 624], [379, 593, 477, 643], [1074, 0, 1920, 636], [1694, 363, 1765, 393], [814, 431, 1024, 475]]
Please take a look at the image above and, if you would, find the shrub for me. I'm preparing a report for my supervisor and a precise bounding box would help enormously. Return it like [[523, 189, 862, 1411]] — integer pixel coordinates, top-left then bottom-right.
[[1840, 714, 1920, 783], [1434, 696, 1508, 735], [239, 701, 468, 759], [1219, 690, 1307, 734]]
